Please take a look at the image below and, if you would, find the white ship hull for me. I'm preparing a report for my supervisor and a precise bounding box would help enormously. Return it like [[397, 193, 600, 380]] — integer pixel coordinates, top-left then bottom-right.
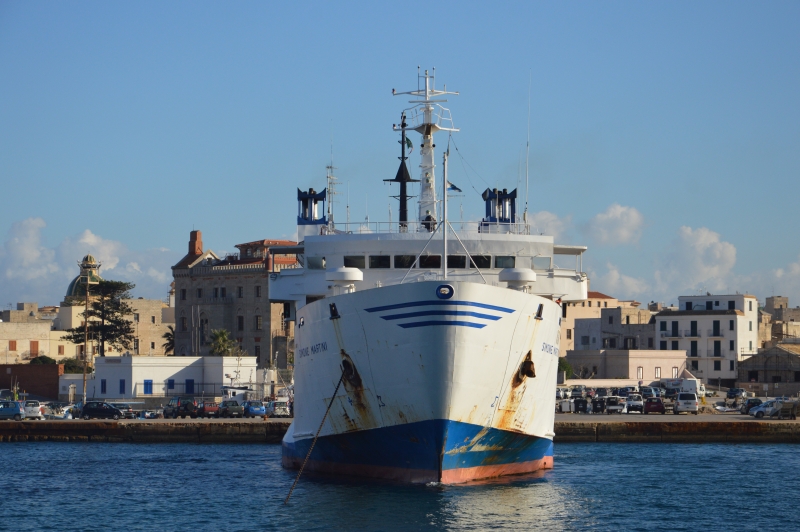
[[282, 280, 561, 483]]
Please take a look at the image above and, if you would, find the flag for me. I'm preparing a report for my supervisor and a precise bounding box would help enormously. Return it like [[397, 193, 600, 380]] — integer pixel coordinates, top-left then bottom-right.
[[398, 137, 413, 153], [447, 181, 462, 193]]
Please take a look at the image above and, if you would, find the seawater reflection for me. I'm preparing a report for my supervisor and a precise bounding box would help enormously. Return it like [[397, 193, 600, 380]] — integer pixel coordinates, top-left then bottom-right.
[[1, 442, 798, 531]]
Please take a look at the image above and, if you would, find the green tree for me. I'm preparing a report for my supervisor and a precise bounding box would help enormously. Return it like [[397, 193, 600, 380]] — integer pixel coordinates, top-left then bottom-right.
[[209, 329, 235, 356], [30, 355, 57, 365], [558, 357, 573, 379], [63, 280, 136, 356], [61, 358, 86, 374], [162, 325, 175, 355]]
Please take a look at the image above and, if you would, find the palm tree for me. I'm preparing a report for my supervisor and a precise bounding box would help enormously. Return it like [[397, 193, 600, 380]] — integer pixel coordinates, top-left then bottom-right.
[[209, 329, 235, 356], [162, 325, 175, 355]]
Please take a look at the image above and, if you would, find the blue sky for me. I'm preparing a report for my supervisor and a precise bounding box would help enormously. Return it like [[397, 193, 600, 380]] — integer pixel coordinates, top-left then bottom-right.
[[1, 2, 799, 307]]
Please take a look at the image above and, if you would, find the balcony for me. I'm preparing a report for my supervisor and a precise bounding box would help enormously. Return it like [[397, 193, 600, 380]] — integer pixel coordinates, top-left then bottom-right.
[[684, 329, 701, 338], [707, 329, 724, 338], [660, 331, 682, 338], [706, 349, 724, 357]]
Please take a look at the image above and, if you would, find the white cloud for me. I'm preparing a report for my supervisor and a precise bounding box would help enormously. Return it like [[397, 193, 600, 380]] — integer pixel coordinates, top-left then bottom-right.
[[0, 219, 180, 305], [586, 204, 644, 245], [1, 218, 60, 281], [529, 211, 571, 241], [654, 226, 737, 297], [591, 262, 649, 299]]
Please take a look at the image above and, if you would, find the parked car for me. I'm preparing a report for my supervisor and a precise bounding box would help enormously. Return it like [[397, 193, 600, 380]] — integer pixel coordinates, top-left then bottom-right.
[[23, 400, 45, 420], [727, 388, 747, 400], [605, 396, 624, 414], [241, 400, 266, 418], [626, 394, 644, 413], [644, 397, 666, 414], [0, 400, 26, 420], [197, 401, 220, 418], [219, 400, 244, 418], [266, 399, 292, 418], [640, 387, 655, 399], [674, 393, 699, 415], [80, 401, 122, 420], [570, 386, 586, 399], [665, 388, 679, 401], [163, 396, 198, 419], [740, 398, 763, 415], [750, 400, 781, 419], [110, 403, 136, 419], [594, 388, 610, 398]]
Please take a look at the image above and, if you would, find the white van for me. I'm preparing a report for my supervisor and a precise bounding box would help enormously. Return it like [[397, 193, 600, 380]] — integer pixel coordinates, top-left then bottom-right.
[[674, 393, 699, 415]]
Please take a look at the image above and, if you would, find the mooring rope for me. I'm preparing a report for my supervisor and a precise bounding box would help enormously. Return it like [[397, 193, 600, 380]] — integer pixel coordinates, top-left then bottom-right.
[[284, 368, 346, 504]]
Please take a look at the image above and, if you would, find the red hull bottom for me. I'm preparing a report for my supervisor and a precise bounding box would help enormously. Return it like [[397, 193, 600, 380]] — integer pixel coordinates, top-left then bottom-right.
[[282, 455, 554, 485]]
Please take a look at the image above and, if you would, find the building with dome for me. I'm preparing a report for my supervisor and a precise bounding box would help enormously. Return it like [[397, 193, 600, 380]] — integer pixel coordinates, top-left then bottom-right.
[[64, 254, 103, 300]]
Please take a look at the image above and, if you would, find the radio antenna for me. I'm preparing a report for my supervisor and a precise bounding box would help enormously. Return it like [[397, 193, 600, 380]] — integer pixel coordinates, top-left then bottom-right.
[[524, 70, 531, 224]]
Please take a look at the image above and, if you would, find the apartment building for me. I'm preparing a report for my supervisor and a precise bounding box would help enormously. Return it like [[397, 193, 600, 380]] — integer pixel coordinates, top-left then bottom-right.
[[560, 291, 639, 351]]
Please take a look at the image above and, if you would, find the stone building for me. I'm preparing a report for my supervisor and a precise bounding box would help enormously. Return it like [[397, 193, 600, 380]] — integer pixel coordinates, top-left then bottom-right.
[[574, 307, 656, 352], [172, 230, 297, 367], [560, 291, 640, 352], [565, 349, 687, 381], [737, 341, 800, 396]]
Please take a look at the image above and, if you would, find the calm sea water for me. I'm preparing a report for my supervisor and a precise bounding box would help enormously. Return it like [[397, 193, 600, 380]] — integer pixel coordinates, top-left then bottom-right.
[[0, 442, 797, 531]]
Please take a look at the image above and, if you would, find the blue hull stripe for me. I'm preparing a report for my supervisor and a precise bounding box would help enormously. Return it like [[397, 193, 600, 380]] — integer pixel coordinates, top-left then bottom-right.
[[398, 320, 486, 329], [283, 420, 552, 473], [382, 310, 501, 321], [364, 300, 515, 314]]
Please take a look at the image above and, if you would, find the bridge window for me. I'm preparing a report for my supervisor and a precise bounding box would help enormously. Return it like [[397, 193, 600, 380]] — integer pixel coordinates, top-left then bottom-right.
[[344, 256, 366, 269], [469, 255, 491, 269], [446, 255, 467, 268], [394, 255, 416, 268], [369, 255, 390, 268], [307, 257, 326, 270], [419, 255, 441, 268], [495, 256, 515, 268]]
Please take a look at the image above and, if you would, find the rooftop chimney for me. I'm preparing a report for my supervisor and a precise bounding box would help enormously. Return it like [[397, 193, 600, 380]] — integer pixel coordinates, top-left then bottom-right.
[[189, 230, 203, 255]]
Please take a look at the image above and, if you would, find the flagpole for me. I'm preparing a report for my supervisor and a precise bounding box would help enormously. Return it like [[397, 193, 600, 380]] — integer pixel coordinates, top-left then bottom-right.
[[442, 149, 448, 281]]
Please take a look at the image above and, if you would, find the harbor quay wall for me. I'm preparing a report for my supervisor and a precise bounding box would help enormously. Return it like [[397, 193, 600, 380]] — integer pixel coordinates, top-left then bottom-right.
[[0, 420, 291, 443], [2, 420, 800, 444]]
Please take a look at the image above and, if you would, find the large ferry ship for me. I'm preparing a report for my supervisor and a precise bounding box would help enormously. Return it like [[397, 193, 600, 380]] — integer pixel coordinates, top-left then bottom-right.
[[269, 69, 588, 483]]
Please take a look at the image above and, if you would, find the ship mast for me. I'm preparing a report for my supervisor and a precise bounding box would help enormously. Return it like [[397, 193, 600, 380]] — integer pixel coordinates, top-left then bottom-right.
[[393, 67, 459, 229]]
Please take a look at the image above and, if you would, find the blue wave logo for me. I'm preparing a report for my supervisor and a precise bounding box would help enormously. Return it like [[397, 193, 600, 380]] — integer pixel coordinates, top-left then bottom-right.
[[363, 300, 515, 329]]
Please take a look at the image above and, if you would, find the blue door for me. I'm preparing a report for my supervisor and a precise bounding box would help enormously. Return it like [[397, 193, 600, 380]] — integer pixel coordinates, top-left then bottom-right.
[[143, 380, 153, 395], [185, 379, 194, 394]]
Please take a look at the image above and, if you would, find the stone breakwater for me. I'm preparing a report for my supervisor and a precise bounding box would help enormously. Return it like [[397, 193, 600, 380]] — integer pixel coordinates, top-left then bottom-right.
[[1, 420, 800, 444]]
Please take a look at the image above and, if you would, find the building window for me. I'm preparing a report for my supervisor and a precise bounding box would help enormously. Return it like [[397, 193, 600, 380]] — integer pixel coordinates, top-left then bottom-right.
[[581, 302, 585, 307], [255, 315, 263, 330], [626, 316, 630, 325], [608, 316, 613, 325], [119, 379, 126, 395], [671, 341, 679, 350], [637, 367, 643, 380], [186, 379, 194, 394], [221, 287, 227, 298], [728, 300, 735, 310], [749, 340, 753, 351], [255, 286, 262, 297], [238, 316, 244, 331], [706, 301, 713, 310], [133, 313, 140, 322], [150, 342, 155, 350], [566, 329, 572, 340], [180, 289, 186, 300], [715, 301, 719, 307], [181, 317, 187, 332], [672, 367, 678, 378], [588, 301, 592, 307], [238, 286, 243, 298], [609, 338, 617, 348], [167, 379, 175, 390], [730, 360, 734, 371], [648, 337, 653, 348], [749, 321, 752, 331], [749, 301, 753, 311], [655, 367, 661, 379], [196, 288, 203, 298], [101, 379, 106, 394], [58, 345, 64, 355], [214, 287, 219, 298], [714, 360, 721, 371], [591, 337, 596, 344], [729, 320, 734, 331], [134, 339, 139, 353], [660, 341, 667, 350], [691, 360, 698, 371], [151, 316, 156, 324], [730, 340, 734, 351], [604, 302, 607, 308], [143, 380, 153, 395], [581, 336, 589, 346], [660, 322, 667, 332]]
